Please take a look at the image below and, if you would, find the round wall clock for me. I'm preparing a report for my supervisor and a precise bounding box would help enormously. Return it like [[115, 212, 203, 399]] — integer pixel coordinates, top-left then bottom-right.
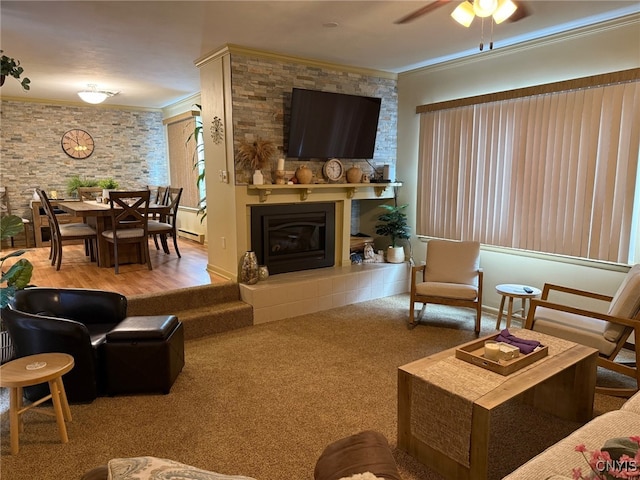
[[61, 129, 95, 159], [322, 158, 344, 182]]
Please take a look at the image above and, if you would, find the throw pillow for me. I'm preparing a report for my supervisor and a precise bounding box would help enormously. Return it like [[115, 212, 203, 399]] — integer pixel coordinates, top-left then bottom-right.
[[601, 437, 639, 460], [107, 457, 257, 480]]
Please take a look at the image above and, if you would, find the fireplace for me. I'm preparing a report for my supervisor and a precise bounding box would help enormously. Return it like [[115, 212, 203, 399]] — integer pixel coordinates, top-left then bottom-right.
[[251, 202, 335, 275]]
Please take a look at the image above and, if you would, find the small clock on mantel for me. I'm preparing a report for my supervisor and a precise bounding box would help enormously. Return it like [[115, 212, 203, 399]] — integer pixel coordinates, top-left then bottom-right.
[[322, 158, 344, 182], [61, 128, 95, 159]]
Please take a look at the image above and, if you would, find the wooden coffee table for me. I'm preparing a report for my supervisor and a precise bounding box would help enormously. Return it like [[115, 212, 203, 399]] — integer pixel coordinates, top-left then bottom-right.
[[397, 329, 597, 480]]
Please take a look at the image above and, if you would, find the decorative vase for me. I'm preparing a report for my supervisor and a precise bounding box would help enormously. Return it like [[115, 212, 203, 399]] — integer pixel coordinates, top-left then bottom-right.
[[258, 265, 269, 281], [239, 251, 259, 285], [253, 170, 264, 185], [295, 165, 313, 184], [386, 245, 405, 263], [346, 166, 363, 183]]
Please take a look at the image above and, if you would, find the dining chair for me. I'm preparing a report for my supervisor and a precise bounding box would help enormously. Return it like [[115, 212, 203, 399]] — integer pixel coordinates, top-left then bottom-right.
[[147, 185, 170, 250], [102, 190, 152, 274], [77, 187, 103, 202], [148, 187, 183, 257], [36, 189, 97, 270], [148, 185, 169, 206], [409, 239, 483, 332]]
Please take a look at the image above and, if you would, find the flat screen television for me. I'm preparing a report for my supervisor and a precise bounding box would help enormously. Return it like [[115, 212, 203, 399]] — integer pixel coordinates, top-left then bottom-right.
[[287, 88, 381, 160]]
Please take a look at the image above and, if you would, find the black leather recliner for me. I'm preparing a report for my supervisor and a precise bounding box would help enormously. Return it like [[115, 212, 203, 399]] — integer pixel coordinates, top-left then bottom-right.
[[3, 288, 128, 403]]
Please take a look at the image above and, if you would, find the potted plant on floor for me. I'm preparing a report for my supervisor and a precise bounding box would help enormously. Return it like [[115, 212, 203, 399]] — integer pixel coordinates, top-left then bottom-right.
[[375, 203, 411, 263], [1, 215, 34, 363]]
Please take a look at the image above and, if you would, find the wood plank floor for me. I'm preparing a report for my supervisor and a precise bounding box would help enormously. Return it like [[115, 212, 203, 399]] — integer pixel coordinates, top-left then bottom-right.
[[2, 238, 228, 297]]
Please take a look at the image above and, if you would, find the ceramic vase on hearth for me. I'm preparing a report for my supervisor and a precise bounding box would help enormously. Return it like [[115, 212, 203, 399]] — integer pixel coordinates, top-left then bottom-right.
[[239, 251, 259, 285]]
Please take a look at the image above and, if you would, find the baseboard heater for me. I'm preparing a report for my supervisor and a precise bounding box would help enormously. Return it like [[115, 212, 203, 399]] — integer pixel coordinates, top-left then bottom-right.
[[177, 229, 205, 244]]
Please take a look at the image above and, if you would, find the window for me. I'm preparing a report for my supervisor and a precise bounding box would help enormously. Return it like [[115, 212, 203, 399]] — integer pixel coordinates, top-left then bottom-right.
[[416, 76, 640, 264], [165, 112, 203, 210]]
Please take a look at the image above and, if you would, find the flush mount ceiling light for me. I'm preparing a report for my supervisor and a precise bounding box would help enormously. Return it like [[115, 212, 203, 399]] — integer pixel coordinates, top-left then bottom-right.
[[451, 0, 517, 50], [77, 84, 118, 104]]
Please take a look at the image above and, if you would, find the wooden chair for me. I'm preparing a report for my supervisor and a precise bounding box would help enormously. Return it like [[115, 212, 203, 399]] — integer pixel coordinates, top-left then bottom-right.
[[77, 187, 103, 202], [101, 190, 152, 274], [36, 189, 97, 270], [148, 187, 183, 257], [409, 239, 483, 332], [148, 185, 169, 206], [525, 264, 640, 397]]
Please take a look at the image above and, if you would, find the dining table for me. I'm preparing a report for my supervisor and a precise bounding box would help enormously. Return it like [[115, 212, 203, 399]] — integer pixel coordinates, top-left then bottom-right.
[[56, 200, 170, 268]]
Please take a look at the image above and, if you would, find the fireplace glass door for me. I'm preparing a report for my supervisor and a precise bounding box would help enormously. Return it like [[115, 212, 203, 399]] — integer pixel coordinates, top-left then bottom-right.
[[251, 202, 335, 275]]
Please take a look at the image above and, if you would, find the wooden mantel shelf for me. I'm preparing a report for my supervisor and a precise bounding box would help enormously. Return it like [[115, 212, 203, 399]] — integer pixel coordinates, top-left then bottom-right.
[[247, 182, 402, 202]]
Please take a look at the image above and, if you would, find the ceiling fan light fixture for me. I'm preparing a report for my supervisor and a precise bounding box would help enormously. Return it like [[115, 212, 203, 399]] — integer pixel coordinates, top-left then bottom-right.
[[77, 84, 118, 104], [492, 0, 517, 24], [451, 1, 475, 27], [472, 0, 498, 18]]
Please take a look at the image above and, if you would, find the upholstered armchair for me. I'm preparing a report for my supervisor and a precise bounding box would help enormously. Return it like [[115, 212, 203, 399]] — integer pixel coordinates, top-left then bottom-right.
[[4, 287, 128, 403], [525, 264, 640, 397], [409, 239, 483, 332]]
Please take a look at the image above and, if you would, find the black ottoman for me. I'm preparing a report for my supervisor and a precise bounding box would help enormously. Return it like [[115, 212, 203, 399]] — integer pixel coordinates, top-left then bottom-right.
[[104, 315, 184, 395]]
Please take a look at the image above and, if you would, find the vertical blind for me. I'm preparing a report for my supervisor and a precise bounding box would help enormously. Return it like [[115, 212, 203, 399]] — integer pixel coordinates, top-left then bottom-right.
[[166, 116, 200, 209], [417, 80, 640, 263]]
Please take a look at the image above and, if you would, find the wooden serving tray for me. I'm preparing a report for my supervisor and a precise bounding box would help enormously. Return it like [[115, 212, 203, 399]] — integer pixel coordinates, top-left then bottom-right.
[[455, 333, 548, 376]]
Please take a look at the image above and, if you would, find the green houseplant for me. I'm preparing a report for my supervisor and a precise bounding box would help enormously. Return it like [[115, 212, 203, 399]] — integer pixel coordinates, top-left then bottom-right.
[[97, 178, 119, 190], [1, 215, 33, 309], [0, 215, 33, 363], [67, 175, 98, 197], [375, 203, 411, 263], [0, 51, 31, 90], [186, 104, 206, 221]]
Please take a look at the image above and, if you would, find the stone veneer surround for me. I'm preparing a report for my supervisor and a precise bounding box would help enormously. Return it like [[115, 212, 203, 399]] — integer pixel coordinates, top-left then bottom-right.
[[0, 100, 168, 218]]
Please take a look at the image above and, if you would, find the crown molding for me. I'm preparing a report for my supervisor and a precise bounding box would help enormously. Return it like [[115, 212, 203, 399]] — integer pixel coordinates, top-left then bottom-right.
[[0, 95, 162, 112], [196, 43, 398, 80], [399, 12, 640, 77]]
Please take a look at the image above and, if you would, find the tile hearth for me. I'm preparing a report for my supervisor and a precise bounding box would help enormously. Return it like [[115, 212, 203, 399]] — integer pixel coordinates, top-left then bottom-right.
[[239, 262, 411, 324]]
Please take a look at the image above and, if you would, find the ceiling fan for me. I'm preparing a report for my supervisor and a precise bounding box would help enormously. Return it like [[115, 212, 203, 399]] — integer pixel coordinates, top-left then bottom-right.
[[395, 0, 529, 50], [395, 0, 529, 26]]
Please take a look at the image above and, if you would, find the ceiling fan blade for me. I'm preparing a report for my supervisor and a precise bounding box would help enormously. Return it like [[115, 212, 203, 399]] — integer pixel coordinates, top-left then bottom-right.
[[507, 1, 530, 22], [394, 0, 452, 24]]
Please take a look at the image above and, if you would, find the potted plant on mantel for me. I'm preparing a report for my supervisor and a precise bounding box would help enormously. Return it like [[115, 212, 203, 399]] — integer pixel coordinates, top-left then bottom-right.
[[0, 50, 31, 90], [237, 136, 276, 185], [1, 215, 34, 363], [375, 203, 411, 263]]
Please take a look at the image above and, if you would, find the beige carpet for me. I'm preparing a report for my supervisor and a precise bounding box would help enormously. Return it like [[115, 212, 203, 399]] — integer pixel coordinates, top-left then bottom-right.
[[0, 294, 627, 480]]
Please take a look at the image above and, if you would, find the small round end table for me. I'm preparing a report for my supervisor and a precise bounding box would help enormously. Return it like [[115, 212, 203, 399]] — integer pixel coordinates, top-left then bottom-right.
[[0, 352, 74, 454], [495, 284, 542, 330]]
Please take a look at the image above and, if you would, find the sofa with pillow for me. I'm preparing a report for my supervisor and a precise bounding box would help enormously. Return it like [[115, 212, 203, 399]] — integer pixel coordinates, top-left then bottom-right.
[[504, 390, 640, 479]]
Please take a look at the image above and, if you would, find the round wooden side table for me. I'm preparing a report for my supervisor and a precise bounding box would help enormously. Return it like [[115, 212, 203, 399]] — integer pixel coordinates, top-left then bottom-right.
[[0, 352, 74, 454], [495, 284, 542, 329]]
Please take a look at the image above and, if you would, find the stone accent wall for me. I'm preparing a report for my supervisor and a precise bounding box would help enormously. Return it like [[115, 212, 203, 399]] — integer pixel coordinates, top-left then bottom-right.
[[230, 52, 397, 184], [0, 100, 168, 218]]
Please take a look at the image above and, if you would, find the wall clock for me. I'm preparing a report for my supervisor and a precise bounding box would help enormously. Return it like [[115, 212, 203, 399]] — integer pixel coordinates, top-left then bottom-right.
[[61, 129, 95, 159], [322, 158, 344, 182]]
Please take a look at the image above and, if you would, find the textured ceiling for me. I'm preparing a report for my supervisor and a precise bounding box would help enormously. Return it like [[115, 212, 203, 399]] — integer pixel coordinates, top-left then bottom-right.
[[1, 1, 638, 108]]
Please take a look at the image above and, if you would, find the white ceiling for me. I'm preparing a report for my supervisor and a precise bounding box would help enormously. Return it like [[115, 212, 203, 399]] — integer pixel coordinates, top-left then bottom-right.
[[1, 1, 638, 109]]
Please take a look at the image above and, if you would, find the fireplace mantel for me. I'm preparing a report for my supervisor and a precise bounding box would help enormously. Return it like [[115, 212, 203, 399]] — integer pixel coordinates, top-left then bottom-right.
[[248, 182, 403, 202]]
